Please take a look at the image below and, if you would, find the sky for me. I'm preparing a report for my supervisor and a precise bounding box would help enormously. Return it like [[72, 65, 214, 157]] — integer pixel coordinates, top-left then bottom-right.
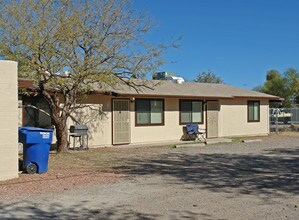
[[134, 0, 299, 89]]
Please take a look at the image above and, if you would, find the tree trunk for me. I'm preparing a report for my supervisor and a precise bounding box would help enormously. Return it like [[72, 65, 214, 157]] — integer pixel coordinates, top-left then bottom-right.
[[55, 120, 68, 153], [41, 90, 69, 153]]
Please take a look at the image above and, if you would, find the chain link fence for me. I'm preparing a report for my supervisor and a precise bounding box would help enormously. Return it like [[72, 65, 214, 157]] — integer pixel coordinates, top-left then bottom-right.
[[270, 107, 299, 133]]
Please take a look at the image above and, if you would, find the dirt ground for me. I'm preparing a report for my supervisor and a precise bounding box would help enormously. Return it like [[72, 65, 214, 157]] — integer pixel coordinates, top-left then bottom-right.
[[0, 135, 299, 219]]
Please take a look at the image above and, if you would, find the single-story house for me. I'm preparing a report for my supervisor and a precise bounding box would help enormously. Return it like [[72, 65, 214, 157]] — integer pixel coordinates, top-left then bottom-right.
[[19, 79, 280, 147]]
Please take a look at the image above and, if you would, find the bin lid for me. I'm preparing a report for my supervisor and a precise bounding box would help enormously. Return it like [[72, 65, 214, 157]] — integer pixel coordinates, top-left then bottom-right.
[[18, 127, 54, 132]]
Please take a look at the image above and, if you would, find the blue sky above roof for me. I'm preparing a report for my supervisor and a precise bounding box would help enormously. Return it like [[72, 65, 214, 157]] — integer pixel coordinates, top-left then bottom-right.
[[134, 0, 299, 89]]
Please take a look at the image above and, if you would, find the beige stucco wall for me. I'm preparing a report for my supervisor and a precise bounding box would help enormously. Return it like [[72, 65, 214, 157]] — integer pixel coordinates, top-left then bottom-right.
[[0, 60, 18, 181], [130, 98, 206, 144], [70, 96, 193, 146], [18, 98, 22, 127], [71, 96, 207, 146], [131, 98, 182, 144], [68, 95, 112, 146], [218, 98, 269, 137], [69, 95, 270, 147]]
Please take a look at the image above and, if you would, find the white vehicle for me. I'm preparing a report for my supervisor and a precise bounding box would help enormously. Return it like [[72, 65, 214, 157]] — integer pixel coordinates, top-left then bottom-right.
[[270, 108, 292, 124], [270, 109, 292, 117]]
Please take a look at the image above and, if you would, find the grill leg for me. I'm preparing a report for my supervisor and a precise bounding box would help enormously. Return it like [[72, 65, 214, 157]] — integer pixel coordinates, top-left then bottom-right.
[[73, 136, 76, 149]]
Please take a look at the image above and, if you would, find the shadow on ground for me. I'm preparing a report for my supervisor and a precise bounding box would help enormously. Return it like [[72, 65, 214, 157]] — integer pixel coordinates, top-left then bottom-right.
[[0, 201, 212, 220], [115, 146, 299, 196], [0, 201, 158, 220]]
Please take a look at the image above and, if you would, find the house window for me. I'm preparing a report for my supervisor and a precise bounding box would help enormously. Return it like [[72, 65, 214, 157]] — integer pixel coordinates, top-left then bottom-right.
[[248, 101, 260, 122], [180, 100, 203, 124], [135, 99, 164, 126]]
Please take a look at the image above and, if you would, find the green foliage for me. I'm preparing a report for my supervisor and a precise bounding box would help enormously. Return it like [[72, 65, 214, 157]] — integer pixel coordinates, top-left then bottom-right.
[[263, 70, 287, 98], [194, 70, 224, 84], [0, 0, 170, 152], [252, 85, 264, 92], [0, 0, 166, 88], [257, 68, 299, 107]]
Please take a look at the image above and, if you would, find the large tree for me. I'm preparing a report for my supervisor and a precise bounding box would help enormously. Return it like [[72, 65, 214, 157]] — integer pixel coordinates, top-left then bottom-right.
[[254, 68, 299, 107], [194, 70, 224, 84], [262, 69, 287, 99], [0, 0, 167, 152]]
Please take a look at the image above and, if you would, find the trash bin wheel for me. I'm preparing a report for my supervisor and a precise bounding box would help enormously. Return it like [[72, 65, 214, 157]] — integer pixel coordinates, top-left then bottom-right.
[[26, 163, 38, 174]]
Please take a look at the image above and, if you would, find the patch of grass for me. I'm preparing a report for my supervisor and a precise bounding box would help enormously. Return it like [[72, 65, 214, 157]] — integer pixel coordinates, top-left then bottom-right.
[[229, 137, 243, 142], [277, 131, 299, 137], [48, 145, 173, 173]]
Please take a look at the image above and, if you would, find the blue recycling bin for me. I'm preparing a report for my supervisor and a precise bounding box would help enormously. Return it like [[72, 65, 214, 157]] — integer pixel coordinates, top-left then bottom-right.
[[18, 127, 54, 174]]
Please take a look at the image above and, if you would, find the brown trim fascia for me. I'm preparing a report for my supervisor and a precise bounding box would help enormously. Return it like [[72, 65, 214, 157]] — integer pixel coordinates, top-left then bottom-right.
[[69, 89, 282, 101], [233, 95, 281, 100], [96, 92, 234, 100], [18, 79, 34, 88]]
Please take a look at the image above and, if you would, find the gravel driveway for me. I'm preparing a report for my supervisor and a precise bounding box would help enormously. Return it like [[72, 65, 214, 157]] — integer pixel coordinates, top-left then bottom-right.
[[1, 135, 299, 219]]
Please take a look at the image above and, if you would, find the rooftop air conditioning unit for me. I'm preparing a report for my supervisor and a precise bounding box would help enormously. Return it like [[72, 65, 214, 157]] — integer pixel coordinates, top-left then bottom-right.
[[165, 76, 185, 84], [176, 77, 185, 84]]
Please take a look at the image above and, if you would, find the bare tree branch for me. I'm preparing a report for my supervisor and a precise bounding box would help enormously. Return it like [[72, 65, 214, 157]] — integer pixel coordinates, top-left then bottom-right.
[[0, 0, 174, 152]]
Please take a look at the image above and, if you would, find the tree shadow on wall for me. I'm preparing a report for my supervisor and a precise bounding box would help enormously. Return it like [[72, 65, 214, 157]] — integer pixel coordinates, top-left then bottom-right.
[[71, 103, 108, 144], [115, 147, 299, 197]]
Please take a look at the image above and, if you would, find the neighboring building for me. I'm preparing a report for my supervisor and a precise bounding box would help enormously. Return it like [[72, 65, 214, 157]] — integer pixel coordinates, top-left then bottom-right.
[[19, 79, 280, 147], [0, 60, 18, 181]]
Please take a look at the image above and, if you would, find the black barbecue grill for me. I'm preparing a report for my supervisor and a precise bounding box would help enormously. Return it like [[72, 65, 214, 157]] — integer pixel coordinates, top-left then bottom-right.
[[70, 125, 88, 135], [68, 125, 88, 150]]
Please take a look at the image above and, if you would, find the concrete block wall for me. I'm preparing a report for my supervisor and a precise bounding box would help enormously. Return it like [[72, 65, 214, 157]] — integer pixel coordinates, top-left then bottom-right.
[[0, 60, 18, 181]]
